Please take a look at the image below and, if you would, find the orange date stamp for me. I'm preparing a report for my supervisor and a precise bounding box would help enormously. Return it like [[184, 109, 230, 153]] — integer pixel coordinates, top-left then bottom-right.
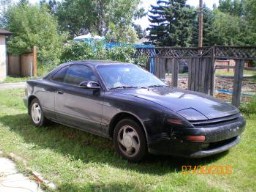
[[181, 165, 233, 175]]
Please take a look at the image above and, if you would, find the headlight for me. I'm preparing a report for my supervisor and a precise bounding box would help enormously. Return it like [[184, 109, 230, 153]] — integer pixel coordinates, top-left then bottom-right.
[[177, 108, 207, 121], [166, 118, 184, 126]]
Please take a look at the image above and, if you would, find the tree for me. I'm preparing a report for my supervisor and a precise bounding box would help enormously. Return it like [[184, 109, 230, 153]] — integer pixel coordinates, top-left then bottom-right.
[[147, 0, 195, 47], [6, 3, 67, 64], [133, 24, 146, 39], [210, 0, 255, 46], [105, 22, 138, 43], [218, 0, 244, 16], [56, 0, 92, 37], [56, 0, 142, 38], [191, 5, 217, 46], [210, 8, 254, 45], [40, 0, 58, 14], [245, 0, 256, 33]]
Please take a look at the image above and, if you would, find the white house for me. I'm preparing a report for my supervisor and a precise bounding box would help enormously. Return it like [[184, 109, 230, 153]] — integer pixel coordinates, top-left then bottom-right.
[[0, 29, 12, 82]]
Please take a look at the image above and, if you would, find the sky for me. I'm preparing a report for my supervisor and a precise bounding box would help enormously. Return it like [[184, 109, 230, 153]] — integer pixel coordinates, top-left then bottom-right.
[[136, 0, 220, 29]]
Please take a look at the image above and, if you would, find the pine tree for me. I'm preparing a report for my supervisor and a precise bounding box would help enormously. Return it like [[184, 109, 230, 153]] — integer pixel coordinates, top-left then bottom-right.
[[147, 0, 195, 47], [147, 0, 169, 45]]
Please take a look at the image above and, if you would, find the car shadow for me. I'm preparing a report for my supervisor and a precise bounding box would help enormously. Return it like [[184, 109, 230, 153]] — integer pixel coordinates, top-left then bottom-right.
[[0, 113, 229, 176]]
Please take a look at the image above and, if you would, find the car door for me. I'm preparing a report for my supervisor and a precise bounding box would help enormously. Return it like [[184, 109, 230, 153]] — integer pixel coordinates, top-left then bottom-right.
[[39, 66, 69, 121], [52, 64, 104, 135]]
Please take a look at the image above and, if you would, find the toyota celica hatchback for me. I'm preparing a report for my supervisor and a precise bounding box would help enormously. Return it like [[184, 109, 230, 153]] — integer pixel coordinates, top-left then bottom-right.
[[24, 60, 246, 162]]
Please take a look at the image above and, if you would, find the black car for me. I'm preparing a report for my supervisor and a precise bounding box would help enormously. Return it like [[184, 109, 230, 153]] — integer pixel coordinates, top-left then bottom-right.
[[24, 60, 246, 162]]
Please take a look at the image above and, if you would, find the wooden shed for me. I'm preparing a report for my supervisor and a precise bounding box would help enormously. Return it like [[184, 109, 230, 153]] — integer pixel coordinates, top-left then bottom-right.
[[0, 29, 12, 82]]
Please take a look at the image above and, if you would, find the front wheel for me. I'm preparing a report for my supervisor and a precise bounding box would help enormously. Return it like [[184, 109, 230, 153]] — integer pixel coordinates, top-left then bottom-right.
[[29, 98, 47, 127], [113, 119, 147, 162]]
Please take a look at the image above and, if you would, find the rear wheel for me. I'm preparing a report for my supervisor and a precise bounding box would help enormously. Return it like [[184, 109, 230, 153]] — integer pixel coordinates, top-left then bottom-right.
[[113, 119, 147, 162], [29, 98, 47, 127]]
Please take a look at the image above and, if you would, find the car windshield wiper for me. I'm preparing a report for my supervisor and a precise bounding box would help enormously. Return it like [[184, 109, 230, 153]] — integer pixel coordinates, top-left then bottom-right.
[[109, 85, 138, 90], [147, 84, 167, 88]]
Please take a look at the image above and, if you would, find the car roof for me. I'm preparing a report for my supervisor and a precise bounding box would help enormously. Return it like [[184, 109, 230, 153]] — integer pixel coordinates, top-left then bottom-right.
[[43, 60, 133, 79], [61, 60, 132, 68]]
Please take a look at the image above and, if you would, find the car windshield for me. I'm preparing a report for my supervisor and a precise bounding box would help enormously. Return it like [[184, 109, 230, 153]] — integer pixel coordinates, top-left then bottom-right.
[[97, 64, 166, 89]]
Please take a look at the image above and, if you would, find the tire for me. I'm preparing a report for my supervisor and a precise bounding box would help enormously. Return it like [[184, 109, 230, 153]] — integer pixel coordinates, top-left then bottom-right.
[[113, 118, 147, 162], [29, 98, 47, 127]]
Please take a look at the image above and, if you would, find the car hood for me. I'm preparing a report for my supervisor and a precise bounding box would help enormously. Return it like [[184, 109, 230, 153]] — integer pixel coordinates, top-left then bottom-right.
[[118, 87, 239, 120]]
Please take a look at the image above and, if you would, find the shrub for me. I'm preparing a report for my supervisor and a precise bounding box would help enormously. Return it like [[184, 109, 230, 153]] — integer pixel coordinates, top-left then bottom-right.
[[239, 96, 256, 116], [60, 41, 137, 63]]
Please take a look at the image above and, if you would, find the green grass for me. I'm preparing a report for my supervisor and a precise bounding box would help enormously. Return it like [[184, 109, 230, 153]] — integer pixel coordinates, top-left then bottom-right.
[[2, 63, 56, 83], [3, 76, 31, 83], [240, 96, 256, 115], [215, 69, 256, 77], [0, 89, 255, 192]]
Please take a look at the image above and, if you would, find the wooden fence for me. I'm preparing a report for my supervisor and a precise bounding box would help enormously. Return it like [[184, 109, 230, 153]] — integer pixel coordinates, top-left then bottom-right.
[[135, 46, 256, 107], [8, 46, 37, 77]]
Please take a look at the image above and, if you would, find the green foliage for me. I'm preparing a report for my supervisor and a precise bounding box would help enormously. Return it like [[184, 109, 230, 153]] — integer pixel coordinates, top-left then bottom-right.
[[133, 24, 146, 39], [106, 46, 136, 63], [211, 9, 254, 45], [6, 3, 67, 64], [56, 0, 141, 38], [60, 42, 96, 62], [147, 0, 195, 47], [244, 0, 256, 39], [3, 76, 30, 83], [239, 96, 256, 116], [191, 6, 216, 47], [146, 0, 256, 47], [60, 41, 136, 63], [105, 22, 138, 43], [40, 0, 58, 14], [219, 0, 244, 16], [209, 0, 256, 46], [211, 10, 240, 45]]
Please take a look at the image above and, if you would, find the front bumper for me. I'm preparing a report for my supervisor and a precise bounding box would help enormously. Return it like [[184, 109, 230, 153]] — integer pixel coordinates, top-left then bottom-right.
[[148, 135, 240, 158], [147, 116, 246, 158]]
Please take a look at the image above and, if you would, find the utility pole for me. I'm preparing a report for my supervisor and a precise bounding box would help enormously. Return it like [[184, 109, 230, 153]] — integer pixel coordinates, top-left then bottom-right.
[[198, 0, 203, 47]]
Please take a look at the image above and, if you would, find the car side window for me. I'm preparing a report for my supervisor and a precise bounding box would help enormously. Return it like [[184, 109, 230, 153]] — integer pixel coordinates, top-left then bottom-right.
[[63, 65, 97, 85], [51, 66, 69, 82]]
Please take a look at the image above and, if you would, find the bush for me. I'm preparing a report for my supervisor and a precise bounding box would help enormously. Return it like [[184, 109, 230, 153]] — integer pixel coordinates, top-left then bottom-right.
[[60, 41, 137, 63], [106, 46, 135, 63], [60, 41, 96, 62], [239, 96, 256, 116]]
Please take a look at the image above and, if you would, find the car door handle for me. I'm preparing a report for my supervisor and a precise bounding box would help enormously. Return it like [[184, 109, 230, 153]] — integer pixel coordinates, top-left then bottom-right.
[[57, 90, 63, 94]]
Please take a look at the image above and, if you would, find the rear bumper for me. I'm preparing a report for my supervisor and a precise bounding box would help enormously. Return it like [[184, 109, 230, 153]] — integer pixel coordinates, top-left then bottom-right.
[[147, 116, 246, 158]]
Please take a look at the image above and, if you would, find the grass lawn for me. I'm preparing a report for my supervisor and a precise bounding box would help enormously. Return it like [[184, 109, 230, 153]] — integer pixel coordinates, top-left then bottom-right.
[[0, 89, 255, 192], [215, 69, 256, 79], [3, 76, 31, 83]]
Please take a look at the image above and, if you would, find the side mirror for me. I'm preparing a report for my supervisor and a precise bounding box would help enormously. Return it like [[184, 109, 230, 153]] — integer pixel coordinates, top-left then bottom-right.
[[79, 81, 100, 89]]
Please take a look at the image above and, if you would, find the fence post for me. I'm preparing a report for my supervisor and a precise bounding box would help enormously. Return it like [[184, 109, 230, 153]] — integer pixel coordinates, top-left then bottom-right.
[[210, 46, 215, 95], [232, 59, 244, 107], [171, 59, 178, 87], [33, 46, 37, 77]]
